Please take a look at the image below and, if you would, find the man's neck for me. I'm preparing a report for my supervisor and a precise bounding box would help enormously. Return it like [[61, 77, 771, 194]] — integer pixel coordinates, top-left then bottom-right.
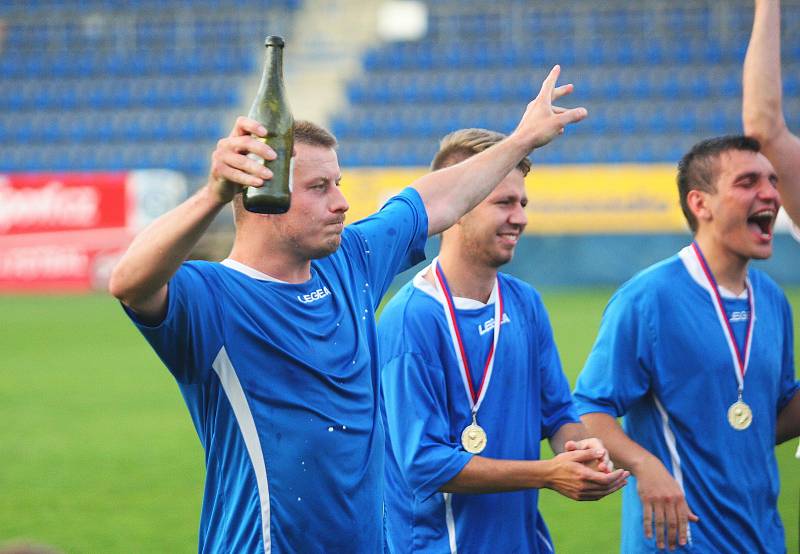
[[428, 249, 498, 304], [694, 234, 749, 295], [228, 236, 312, 284]]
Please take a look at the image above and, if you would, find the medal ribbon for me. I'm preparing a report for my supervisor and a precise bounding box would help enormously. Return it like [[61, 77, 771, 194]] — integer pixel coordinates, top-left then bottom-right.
[[432, 258, 503, 413], [690, 242, 755, 394]]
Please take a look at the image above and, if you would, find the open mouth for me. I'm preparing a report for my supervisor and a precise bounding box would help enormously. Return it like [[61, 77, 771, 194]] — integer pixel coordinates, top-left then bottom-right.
[[747, 209, 776, 240]]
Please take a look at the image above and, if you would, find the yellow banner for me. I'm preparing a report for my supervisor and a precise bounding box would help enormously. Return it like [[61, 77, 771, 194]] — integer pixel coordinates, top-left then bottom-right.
[[340, 167, 425, 225], [526, 164, 686, 233], [340, 164, 688, 234]]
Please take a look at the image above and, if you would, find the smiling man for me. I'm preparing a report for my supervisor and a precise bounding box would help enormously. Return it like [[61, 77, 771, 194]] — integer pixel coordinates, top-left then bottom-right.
[[574, 135, 800, 552], [108, 67, 588, 553], [378, 128, 628, 554]]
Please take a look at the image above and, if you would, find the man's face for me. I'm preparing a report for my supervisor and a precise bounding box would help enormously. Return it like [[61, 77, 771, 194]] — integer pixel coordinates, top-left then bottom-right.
[[698, 150, 781, 261], [457, 169, 528, 268], [271, 142, 349, 260]]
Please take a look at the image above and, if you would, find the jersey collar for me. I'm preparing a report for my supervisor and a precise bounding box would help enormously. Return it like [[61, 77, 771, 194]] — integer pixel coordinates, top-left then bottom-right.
[[678, 246, 748, 300], [221, 258, 291, 283], [412, 265, 498, 310]]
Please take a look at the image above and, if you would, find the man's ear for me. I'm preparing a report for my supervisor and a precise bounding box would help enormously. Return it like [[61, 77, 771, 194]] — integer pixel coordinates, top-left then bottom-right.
[[687, 189, 712, 225]]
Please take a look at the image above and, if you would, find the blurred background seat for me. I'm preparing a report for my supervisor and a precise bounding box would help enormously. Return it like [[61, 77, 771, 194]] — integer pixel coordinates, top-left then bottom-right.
[[1, 1, 799, 175]]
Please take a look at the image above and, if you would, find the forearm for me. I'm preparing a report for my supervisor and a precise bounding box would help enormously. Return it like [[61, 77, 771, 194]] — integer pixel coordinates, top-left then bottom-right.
[[109, 185, 225, 307], [549, 422, 588, 454], [413, 133, 532, 235], [440, 444, 628, 501], [580, 413, 659, 475], [776, 390, 800, 444], [743, 0, 786, 140], [440, 455, 549, 494]]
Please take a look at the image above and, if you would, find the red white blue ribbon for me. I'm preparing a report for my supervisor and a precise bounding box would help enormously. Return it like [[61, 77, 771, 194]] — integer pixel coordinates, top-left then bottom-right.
[[691, 242, 755, 393], [432, 258, 503, 413]]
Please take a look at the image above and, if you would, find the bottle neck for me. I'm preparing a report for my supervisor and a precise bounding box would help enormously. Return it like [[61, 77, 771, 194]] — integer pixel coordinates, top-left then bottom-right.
[[254, 45, 284, 103]]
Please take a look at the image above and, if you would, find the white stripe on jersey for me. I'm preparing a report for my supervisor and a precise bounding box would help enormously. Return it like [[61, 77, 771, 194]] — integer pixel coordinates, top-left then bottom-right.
[[653, 395, 692, 544], [444, 492, 457, 553], [212, 347, 272, 554], [537, 530, 554, 552]]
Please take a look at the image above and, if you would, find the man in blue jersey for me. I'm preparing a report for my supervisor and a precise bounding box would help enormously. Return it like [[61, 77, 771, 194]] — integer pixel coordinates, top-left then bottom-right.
[[108, 66, 587, 553], [574, 135, 800, 552], [378, 128, 630, 554]]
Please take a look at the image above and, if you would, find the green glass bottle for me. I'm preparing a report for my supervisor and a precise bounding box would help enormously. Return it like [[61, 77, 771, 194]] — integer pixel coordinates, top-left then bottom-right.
[[243, 35, 293, 214]]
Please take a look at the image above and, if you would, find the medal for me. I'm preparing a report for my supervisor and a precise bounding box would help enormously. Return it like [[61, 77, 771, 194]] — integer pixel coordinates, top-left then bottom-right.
[[461, 414, 488, 453], [691, 243, 755, 431], [727, 399, 753, 430], [432, 258, 503, 453]]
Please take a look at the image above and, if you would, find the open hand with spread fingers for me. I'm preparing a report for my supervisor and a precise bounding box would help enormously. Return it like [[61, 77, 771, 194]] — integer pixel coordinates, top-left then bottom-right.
[[512, 65, 587, 151]]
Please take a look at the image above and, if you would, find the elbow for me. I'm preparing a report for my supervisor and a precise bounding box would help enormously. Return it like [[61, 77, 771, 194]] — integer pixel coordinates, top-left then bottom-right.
[[743, 107, 787, 146], [107, 262, 134, 304]]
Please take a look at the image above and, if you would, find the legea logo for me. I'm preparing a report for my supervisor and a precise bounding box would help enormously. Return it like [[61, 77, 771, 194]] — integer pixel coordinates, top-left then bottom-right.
[[478, 313, 511, 336], [297, 286, 332, 304], [729, 310, 749, 323]]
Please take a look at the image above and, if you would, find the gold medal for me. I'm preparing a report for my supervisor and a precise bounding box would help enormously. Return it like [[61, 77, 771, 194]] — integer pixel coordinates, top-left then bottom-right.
[[727, 400, 753, 430], [461, 422, 487, 453]]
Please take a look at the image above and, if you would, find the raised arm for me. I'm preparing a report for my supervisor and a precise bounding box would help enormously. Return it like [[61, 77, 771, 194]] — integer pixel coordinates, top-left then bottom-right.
[[108, 117, 275, 320], [743, 0, 800, 222], [413, 65, 587, 235], [581, 413, 699, 551]]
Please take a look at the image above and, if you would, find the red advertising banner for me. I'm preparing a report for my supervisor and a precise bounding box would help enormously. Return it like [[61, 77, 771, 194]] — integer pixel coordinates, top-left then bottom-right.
[[0, 171, 186, 293], [0, 172, 128, 235]]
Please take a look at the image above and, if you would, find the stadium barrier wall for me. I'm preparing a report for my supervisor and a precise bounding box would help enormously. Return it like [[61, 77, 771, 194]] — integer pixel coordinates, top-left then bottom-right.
[[391, 234, 800, 291], [4, 165, 794, 292], [340, 165, 800, 288]]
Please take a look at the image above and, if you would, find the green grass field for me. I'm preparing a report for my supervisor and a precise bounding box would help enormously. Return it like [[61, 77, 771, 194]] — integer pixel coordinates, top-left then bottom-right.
[[1, 289, 797, 553]]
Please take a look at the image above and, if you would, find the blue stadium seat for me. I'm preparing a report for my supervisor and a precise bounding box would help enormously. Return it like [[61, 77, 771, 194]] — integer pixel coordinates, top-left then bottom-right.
[[0, 1, 293, 175], [337, 1, 800, 166]]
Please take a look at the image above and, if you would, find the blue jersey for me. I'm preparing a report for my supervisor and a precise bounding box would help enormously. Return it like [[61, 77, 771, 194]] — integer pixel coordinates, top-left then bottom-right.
[[124, 189, 428, 553], [379, 269, 579, 553], [573, 246, 799, 553]]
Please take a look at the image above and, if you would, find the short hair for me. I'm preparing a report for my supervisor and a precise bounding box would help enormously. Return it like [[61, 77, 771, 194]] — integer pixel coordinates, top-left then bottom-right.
[[232, 120, 337, 225], [430, 128, 531, 176], [677, 135, 761, 233], [294, 119, 337, 149]]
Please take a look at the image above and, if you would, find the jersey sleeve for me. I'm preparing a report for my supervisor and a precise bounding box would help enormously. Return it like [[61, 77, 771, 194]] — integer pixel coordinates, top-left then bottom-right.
[[573, 286, 654, 418], [122, 263, 224, 384], [381, 351, 473, 501], [531, 293, 580, 438], [345, 188, 428, 306]]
